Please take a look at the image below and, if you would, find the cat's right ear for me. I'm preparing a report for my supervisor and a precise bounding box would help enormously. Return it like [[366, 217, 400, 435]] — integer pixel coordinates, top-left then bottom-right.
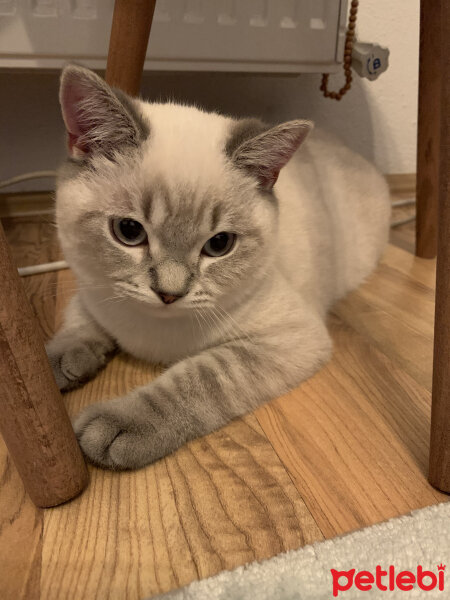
[[59, 65, 141, 160], [230, 119, 313, 191]]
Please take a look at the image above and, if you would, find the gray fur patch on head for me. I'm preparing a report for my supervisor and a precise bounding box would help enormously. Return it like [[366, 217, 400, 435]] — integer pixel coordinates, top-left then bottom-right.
[[59, 65, 150, 163], [147, 180, 213, 252], [210, 204, 221, 230], [58, 86, 150, 183], [227, 119, 313, 190], [225, 118, 270, 159], [112, 88, 150, 143]]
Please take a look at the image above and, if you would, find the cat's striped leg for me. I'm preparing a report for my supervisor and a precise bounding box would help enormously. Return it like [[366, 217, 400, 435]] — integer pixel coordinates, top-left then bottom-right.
[[73, 315, 331, 470]]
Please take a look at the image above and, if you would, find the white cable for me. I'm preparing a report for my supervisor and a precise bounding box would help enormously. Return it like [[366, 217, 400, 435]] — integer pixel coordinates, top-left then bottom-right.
[[391, 215, 416, 228], [0, 170, 57, 190], [392, 198, 416, 208], [2, 170, 61, 276], [18, 260, 69, 277]]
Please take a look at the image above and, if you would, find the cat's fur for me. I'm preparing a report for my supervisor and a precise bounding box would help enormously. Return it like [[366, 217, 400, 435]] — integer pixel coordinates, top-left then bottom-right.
[[47, 65, 391, 470]]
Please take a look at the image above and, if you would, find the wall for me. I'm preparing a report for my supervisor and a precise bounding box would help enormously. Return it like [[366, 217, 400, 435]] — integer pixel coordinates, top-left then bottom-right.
[[0, 0, 419, 192]]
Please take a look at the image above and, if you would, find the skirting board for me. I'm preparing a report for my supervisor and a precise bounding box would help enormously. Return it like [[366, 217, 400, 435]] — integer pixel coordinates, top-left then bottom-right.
[[0, 175, 416, 219], [0, 192, 55, 218], [385, 173, 416, 195]]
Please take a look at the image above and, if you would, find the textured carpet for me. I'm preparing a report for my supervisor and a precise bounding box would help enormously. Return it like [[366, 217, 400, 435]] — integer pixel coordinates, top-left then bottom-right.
[[153, 502, 449, 600]]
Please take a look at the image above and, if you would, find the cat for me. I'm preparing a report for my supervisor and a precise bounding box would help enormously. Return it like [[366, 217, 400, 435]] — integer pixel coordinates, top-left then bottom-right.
[[47, 64, 391, 470]]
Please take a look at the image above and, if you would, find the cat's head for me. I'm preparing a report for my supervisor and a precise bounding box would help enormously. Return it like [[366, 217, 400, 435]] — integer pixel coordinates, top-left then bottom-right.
[[56, 65, 312, 315]]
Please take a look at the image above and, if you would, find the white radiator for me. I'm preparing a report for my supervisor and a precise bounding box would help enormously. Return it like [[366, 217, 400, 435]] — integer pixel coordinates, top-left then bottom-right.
[[0, 0, 348, 73]]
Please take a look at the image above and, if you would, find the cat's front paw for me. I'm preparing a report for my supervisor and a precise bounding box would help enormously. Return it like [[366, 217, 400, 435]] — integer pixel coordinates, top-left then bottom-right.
[[46, 339, 111, 391], [73, 398, 154, 470]]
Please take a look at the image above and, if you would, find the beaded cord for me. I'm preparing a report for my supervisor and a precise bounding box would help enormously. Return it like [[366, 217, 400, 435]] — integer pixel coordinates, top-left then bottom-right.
[[321, 0, 359, 101]]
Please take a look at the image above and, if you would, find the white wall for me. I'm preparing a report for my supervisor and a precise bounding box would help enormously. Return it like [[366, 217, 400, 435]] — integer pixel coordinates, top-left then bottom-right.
[[0, 0, 419, 192], [342, 0, 420, 173]]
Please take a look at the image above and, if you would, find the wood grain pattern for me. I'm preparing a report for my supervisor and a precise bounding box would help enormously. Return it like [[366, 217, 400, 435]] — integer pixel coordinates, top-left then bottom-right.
[[335, 245, 436, 391], [0, 443, 42, 600], [105, 0, 156, 96], [41, 410, 322, 599], [1, 216, 323, 599], [256, 313, 447, 539], [2, 216, 61, 341], [40, 325, 322, 598], [0, 216, 58, 599], [0, 218, 87, 508], [429, 0, 450, 492], [416, 0, 441, 258], [0, 213, 447, 599], [382, 244, 436, 288]]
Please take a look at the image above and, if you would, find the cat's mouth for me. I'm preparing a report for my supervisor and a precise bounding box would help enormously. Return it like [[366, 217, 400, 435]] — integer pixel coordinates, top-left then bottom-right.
[[120, 289, 200, 316], [111, 283, 216, 316]]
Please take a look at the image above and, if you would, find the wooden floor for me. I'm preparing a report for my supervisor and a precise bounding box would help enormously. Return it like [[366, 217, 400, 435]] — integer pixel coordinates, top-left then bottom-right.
[[0, 207, 447, 600]]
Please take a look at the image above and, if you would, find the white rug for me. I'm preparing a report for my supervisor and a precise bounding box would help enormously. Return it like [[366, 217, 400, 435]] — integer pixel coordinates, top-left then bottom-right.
[[153, 502, 449, 600]]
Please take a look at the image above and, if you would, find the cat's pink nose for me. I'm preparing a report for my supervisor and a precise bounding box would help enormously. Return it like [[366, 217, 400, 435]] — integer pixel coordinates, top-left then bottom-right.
[[158, 293, 180, 305]]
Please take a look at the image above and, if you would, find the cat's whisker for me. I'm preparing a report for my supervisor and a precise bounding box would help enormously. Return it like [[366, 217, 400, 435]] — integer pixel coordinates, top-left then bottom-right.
[[214, 303, 255, 346], [199, 306, 220, 336], [189, 310, 196, 339], [204, 305, 250, 355], [207, 307, 232, 344], [192, 309, 205, 343], [96, 293, 127, 306], [192, 308, 208, 348], [209, 306, 254, 357]]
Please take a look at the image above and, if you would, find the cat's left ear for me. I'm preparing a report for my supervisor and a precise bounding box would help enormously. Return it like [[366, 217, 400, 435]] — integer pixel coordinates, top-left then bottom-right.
[[231, 120, 313, 191], [59, 64, 144, 160]]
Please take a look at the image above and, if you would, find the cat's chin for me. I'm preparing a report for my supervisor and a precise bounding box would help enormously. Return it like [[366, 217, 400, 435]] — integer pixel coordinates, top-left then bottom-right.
[[150, 306, 188, 319]]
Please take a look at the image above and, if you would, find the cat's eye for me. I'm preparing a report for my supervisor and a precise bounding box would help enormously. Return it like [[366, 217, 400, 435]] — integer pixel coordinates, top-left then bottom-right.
[[111, 218, 147, 246], [202, 232, 236, 257]]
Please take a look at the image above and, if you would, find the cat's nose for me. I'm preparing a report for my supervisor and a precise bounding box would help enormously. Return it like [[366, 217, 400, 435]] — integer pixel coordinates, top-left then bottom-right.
[[151, 283, 186, 304], [158, 292, 182, 305]]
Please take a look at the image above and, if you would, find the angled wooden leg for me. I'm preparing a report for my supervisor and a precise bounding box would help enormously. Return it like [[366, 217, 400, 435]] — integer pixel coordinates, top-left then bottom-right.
[[416, 0, 440, 258], [428, 1, 450, 492], [105, 0, 156, 96], [0, 222, 88, 507]]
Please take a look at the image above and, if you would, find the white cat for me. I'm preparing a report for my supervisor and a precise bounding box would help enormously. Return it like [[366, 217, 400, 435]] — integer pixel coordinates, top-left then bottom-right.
[[47, 65, 391, 470]]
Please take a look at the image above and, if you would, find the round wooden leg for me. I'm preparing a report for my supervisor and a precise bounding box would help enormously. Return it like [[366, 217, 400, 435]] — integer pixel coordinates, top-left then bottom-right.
[[0, 222, 88, 508]]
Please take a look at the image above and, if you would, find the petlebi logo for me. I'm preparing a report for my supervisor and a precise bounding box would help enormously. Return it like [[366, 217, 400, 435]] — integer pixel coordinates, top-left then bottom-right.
[[330, 564, 445, 597]]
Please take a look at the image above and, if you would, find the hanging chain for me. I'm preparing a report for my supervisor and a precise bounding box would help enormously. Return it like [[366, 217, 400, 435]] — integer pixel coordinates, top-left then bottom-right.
[[320, 0, 359, 101]]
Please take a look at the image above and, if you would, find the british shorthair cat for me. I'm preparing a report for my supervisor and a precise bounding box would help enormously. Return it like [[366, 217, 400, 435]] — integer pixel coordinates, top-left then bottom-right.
[[47, 65, 390, 470]]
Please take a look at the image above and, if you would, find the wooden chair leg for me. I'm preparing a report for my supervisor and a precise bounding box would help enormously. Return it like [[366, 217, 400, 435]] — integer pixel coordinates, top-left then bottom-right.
[[0, 222, 88, 507], [428, 0, 450, 493], [105, 0, 156, 96], [416, 0, 440, 258], [0, 0, 156, 508]]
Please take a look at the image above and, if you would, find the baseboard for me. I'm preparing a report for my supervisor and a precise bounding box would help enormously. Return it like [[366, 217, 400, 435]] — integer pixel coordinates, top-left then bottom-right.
[[0, 191, 54, 218], [385, 173, 416, 195]]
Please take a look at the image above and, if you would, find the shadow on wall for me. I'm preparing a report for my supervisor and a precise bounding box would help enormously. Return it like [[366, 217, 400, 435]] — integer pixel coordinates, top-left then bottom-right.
[[0, 69, 384, 191], [141, 70, 379, 165]]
